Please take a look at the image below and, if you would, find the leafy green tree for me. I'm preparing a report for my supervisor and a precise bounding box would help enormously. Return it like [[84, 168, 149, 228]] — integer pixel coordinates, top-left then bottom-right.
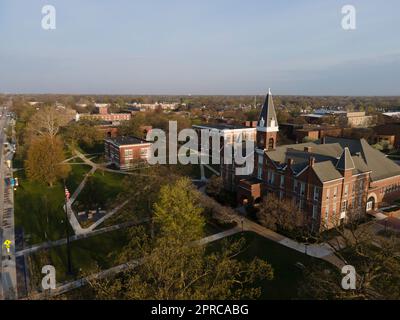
[[25, 135, 70, 187], [88, 178, 273, 299]]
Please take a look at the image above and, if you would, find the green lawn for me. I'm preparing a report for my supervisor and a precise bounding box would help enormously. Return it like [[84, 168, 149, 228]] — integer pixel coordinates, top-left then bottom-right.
[[74, 170, 125, 211], [209, 232, 332, 300], [28, 226, 139, 288], [14, 165, 92, 245]]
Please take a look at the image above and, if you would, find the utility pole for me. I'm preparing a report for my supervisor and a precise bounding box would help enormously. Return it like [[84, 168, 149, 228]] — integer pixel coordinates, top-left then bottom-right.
[[64, 180, 73, 275]]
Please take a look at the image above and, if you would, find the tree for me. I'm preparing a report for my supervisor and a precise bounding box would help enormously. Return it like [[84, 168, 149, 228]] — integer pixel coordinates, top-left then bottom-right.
[[153, 178, 205, 243], [87, 178, 273, 300], [299, 222, 400, 299], [26, 106, 70, 141], [257, 195, 303, 234], [63, 120, 103, 148], [25, 135, 71, 187], [205, 175, 223, 198]]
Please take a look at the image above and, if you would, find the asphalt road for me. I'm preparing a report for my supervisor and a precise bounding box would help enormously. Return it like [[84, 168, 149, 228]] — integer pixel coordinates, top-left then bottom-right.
[[0, 104, 17, 299]]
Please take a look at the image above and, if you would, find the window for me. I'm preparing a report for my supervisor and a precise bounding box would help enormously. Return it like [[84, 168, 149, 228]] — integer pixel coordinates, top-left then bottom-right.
[[325, 205, 329, 223], [268, 138, 274, 150], [299, 199, 304, 211], [300, 182, 305, 197], [325, 188, 330, 201], [344, 184, 349, 197], [334, 186, 337, 198], [314, 186, 320, 201], [140, 148, 149, 159], [293, 179, 298, 192], [313, 205, 318, 219], [124, 149, 133, 159], [280, 175, 285, 187], [342, 200, 348, 212], [257, 155, 263, 179], [332, 202, 337, 216]]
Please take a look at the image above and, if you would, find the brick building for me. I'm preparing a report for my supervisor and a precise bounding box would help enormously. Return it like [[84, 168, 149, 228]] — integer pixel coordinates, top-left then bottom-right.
[[294, 126, 343, 143], [234, 90, 400, 232], [192, 122, 257, 191], [104, 136, 151, 170], [78, 104, 131, 122]]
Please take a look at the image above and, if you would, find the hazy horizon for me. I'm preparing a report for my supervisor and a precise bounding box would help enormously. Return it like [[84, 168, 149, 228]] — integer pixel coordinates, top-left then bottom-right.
[[1, 0, 400, 96]]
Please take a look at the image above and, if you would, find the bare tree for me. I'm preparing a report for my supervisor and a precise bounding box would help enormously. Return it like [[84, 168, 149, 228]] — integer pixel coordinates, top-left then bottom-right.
[[26, 106, 70, 141]]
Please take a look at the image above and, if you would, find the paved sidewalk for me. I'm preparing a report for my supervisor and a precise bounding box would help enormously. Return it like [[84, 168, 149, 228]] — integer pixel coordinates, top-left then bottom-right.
[[227, 207, 347, 268], [15, 218, 149, 257], [27, 227, 243, 299]]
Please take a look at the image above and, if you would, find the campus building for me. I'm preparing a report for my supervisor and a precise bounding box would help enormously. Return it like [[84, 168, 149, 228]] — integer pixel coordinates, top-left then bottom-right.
[[192, 122, 257, 191], [233, 90, 400, 232], [77, 104, 131, 122], [104, 136, 151, 170]]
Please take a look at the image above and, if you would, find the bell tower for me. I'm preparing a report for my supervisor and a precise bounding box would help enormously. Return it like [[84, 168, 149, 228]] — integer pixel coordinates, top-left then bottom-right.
[[256, 88, 279, 151]]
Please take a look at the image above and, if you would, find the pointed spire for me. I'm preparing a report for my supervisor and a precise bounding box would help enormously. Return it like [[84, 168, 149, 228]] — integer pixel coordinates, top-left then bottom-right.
[[336, 147, 355, 171], [257, 89, 278, 131]]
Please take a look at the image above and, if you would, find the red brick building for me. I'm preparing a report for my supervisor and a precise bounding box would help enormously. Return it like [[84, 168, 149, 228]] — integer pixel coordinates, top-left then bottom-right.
[[235, 90, 400, 232], [78, 104, 131, 122], [104, 136, 151, 170]]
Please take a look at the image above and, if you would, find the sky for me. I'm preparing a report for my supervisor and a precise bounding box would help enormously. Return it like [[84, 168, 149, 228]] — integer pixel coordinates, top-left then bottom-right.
[[0, 0, 399, 96]]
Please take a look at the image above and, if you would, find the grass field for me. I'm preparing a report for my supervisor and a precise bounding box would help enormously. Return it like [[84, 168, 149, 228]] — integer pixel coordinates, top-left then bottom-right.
[[28, 226, 139, 287], [209, 232, 332, 300], [14, 165, 92, 245], [74, 169, 126, 211]]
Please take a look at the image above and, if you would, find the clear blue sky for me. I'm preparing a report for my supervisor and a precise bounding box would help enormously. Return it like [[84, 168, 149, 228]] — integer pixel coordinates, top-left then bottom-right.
[[1, 0, 399, 95]]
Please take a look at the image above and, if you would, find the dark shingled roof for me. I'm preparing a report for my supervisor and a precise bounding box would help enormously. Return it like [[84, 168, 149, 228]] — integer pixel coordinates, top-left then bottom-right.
[[336, 147, 355, 171], [264, 136, 400, 183], [106, 136, 149, 146], [325, 137, 400, 181], [258, 89, 278, 128], [193, 123, 248, 130]]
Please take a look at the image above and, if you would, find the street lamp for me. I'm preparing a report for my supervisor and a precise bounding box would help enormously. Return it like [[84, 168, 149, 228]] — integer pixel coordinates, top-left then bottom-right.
[[63, 180, 73, 276]]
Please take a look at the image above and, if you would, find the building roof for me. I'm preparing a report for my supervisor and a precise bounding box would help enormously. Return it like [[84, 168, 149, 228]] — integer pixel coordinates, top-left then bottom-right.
[[312, 161, 343, 182], [106, 136, 149, 146], [324, 137, 400, 181], [336, 147, 355, 171], [264, 136, 400, 183], [258, 89, 278, 128], [193, 123, 250, 131]]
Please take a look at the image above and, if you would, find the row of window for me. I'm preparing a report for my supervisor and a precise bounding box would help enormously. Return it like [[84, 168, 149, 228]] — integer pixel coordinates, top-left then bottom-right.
[[124, 148, 150, 160], [380, 183, 400, 195]]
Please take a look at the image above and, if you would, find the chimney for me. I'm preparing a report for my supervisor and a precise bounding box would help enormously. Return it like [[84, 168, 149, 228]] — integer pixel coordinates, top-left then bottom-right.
[[309, 156, 315, 167], [321, 136, 326, 144], [304, 146, 312, 153], [287, 158, 294, 168]]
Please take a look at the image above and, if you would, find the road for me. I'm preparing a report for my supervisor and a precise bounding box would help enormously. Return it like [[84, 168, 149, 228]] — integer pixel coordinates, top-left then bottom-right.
[[0, 103, 17, 300]]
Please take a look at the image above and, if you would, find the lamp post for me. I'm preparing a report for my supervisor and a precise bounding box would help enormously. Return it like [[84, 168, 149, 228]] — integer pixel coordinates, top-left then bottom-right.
[[64, 180, 73, 275]]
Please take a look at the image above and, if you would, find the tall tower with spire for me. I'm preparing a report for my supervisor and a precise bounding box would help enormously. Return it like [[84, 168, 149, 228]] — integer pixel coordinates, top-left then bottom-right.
[[256, 88, 279, 151]]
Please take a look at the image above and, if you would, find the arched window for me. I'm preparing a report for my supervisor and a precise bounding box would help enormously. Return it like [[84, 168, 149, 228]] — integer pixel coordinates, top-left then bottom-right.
[[268, 138, 274, 150]]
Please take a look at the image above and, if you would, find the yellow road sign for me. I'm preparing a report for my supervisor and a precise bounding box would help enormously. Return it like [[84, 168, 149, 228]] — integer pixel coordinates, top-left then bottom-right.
[[3, 239, 11, 247]]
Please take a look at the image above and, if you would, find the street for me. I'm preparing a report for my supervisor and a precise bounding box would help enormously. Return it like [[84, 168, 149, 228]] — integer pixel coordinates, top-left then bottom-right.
[[0, 102, 17, 300]]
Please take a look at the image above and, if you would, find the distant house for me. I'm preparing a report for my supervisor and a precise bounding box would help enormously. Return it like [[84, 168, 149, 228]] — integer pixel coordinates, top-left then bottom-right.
[[373, 123, 400, 149], [76, 103, 131, 122], [302, 110, 375, 128], [104, 136, 152, 170]]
